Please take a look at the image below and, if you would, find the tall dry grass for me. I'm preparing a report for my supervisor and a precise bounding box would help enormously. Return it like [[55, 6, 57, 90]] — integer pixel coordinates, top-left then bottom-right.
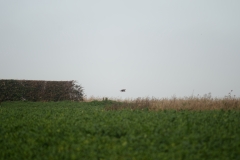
[[83, 96, 125, 102], [84, 91, 240, 111], [103, 92, 240, 111], [105, 97, 240, 111]]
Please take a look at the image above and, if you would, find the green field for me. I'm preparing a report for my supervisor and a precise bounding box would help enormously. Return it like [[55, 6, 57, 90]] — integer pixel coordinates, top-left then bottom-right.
[[0, 101, 240, 160]]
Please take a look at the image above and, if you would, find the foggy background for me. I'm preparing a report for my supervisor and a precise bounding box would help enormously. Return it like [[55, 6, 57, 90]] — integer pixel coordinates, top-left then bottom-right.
[[1, 0, 240, 99]]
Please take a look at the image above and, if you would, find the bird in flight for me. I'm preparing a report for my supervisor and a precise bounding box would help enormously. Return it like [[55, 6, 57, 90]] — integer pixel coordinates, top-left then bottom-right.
[[120, 89, 126, 92]]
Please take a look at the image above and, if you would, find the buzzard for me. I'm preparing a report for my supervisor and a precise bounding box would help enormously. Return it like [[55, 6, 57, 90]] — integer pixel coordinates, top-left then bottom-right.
[[120, 89, 126, 92]]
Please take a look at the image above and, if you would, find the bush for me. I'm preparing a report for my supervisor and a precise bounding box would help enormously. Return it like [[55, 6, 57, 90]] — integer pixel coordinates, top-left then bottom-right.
[[0, 79, 84, 102]]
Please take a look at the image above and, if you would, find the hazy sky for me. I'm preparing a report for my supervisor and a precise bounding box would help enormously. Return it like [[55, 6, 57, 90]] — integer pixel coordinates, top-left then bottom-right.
[[1, 0, 240, 99]]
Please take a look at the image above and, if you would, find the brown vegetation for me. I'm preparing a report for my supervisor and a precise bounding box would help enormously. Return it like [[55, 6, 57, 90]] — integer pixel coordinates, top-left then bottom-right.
[[93, 92, 240, 111]]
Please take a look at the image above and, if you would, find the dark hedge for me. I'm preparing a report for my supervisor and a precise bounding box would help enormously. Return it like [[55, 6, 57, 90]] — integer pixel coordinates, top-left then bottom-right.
[[0, 79, 84, 102]]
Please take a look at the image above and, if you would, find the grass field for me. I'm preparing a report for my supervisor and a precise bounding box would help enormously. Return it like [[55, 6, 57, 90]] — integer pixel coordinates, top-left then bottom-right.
[[0, 100, 240, 160]]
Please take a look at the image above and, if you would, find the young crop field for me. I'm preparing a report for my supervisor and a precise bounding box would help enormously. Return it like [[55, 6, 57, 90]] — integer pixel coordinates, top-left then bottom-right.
[[0, 100, 240, 160]]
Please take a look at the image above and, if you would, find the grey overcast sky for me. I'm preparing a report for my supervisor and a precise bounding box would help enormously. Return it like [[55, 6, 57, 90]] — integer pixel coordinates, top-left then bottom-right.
[[1, 0, 240, 99]]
